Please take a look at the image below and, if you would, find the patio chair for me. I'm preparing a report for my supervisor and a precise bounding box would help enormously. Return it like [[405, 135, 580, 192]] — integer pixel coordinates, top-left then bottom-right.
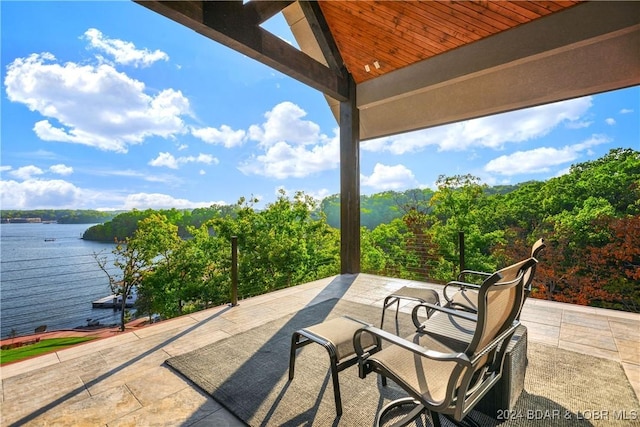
[[354, 258, 536, 427], [443, 238, 545, 314]]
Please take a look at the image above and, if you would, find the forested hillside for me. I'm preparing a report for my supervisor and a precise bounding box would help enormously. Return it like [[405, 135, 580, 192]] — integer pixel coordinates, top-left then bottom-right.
[[90, 148, 639, 320], [1, 209, 117, 224]]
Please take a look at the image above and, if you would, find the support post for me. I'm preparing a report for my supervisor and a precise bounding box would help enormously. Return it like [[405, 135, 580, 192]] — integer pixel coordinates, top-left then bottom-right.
[[340, 74, 360, 274], [458, 231, 465, 273], [231, 236, 238, 306]]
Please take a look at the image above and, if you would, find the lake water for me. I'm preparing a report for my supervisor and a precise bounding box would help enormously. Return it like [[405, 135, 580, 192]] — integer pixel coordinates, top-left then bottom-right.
[[0, 223, 122, 339]]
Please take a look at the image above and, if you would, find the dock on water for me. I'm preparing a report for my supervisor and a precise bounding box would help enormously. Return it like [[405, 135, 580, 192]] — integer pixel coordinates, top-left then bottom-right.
[[92, 294, 135, 309]]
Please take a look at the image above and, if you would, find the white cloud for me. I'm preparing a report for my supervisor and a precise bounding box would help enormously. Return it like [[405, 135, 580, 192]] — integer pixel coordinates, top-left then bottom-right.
[[149, 152, 218, 169], [620, 108, 634, 114], [149, 152, 179, 169], [1, 166, 12, 173], [484, 134, 611, 176], [9, 165, 44, 180], [605, 118, 616, 125], [363, 96, 594, 154], [248, 101, 323, 148], [83, 28, 168, 68], [4, 52, 190, 153], [0, 179, 85, 209], [0, 177, 223, 210], [239, 135, 339, 179], [240, 102, 339, 178], [49, 164, 73, 175], [361, 163, 418, 191], [122, 193, 224, 210], [191, 125, 246, 148], [192, 153, 217, 165]]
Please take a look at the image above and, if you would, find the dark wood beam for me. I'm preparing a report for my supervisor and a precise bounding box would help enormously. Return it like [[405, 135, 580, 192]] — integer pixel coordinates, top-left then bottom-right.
[[135, 1, 349, 101], [244, 1, 294, 25], [340, 75, 360, 274], [298, 1, 345, 75]]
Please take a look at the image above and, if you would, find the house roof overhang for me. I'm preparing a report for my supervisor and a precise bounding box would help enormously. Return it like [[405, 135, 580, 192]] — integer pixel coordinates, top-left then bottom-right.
[[135, 1, 639, 142]]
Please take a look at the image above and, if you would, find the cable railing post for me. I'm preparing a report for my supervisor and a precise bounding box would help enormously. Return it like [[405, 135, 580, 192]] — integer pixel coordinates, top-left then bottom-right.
[[458, 231, 465, 273], [231, 236, 238, 307]]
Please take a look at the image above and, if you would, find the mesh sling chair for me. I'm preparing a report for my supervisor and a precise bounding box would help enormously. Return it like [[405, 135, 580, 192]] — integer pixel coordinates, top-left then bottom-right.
[[443, 238, 545, 314], [354, 258, 537, 427]]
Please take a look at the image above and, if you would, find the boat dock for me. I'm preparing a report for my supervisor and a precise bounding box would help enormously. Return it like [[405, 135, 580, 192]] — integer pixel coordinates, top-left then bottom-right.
[[92, 293, 136, 309]]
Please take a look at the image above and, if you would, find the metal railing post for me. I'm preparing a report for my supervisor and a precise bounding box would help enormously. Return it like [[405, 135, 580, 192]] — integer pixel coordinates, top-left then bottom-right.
[[231, 236, 238, 307], [458, 231, 465, 273]]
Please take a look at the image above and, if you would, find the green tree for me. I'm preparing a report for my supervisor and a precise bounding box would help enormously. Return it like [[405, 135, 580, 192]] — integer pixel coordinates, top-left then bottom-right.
[[132, 214, 183, 317]]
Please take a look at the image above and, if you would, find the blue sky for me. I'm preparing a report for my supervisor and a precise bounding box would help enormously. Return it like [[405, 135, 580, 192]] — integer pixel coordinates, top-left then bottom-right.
[[1, 2, 638, 211]]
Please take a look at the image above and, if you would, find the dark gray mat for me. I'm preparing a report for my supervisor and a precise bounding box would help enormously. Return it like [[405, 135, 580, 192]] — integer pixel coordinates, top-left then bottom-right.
[[166, 298, 639, 426]]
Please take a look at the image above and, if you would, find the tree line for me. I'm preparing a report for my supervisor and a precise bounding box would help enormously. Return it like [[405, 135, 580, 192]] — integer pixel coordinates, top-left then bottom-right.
[[93, 148, 638, 330], [1, 209, 118, 224]]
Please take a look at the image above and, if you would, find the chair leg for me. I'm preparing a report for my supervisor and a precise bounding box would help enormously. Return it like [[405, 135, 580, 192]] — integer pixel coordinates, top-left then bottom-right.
[[431, 410, 442, 427], [329, 354, 343, 417], [381, 296, 396, 329], [288, 332, 300, 381], [375, 397, 426, 427]]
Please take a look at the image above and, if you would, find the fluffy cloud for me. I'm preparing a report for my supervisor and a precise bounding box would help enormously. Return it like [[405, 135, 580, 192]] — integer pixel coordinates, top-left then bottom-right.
[[0, 177, 222, 210], [484, 134, 611, 176], [240, 102, 339, 178], [1, 179, 86, 209], [363, 96, 594, 154], [49, 164, 73, 175], [191, 125, 246, 148], [4, 52, 190, 153], [122, 193, 224, 210], [248, 101, 323, 148], [149, 152, 218, 169], [361, 163, 418, 191], [83, 28, 169, 67], [9, 165, 44, 180], [605, 118, 616, 126]]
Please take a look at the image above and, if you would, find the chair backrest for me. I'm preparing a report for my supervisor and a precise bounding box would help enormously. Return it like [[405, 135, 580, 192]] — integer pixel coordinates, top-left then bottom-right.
[[466, 257, 537, 355], [531, 238, 546, 258], [523, 238, 546, 295]]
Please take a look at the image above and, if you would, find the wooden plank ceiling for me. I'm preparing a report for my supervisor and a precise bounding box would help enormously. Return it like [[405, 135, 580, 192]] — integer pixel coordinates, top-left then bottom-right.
[[318, 1, 581, 84]]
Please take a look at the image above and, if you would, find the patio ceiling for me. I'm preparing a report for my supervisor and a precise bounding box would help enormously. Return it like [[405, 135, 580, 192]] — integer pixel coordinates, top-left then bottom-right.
[[136, 1, 639, 141]]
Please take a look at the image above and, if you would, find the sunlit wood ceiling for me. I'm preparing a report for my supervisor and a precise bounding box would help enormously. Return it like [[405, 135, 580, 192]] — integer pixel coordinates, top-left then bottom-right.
[[318, 1, 582, 83]]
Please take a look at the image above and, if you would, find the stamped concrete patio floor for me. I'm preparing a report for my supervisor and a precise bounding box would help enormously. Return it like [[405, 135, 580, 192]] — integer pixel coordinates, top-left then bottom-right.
[[1, 274, 639, 426]]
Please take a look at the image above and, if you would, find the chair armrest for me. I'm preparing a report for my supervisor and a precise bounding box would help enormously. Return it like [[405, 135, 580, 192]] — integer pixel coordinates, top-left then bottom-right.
[[457, 269, 492, 281], [446, 280, 482, 290], [442, 281, 482, 309], [411, 302, 477, 329], [353, 325, 471, 367]]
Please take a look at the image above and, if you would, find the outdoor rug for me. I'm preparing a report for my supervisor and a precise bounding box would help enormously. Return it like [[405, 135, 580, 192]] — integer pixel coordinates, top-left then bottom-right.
[[166, 298, 640, 426]]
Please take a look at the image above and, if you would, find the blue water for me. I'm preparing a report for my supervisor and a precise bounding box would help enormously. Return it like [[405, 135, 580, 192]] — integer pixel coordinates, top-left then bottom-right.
[[0, 223, 123, 338]]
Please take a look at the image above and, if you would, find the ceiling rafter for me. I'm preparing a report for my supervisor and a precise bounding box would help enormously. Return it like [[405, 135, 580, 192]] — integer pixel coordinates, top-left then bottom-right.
[[135, 0, 349, 101], [298, 1, 345, 76]]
